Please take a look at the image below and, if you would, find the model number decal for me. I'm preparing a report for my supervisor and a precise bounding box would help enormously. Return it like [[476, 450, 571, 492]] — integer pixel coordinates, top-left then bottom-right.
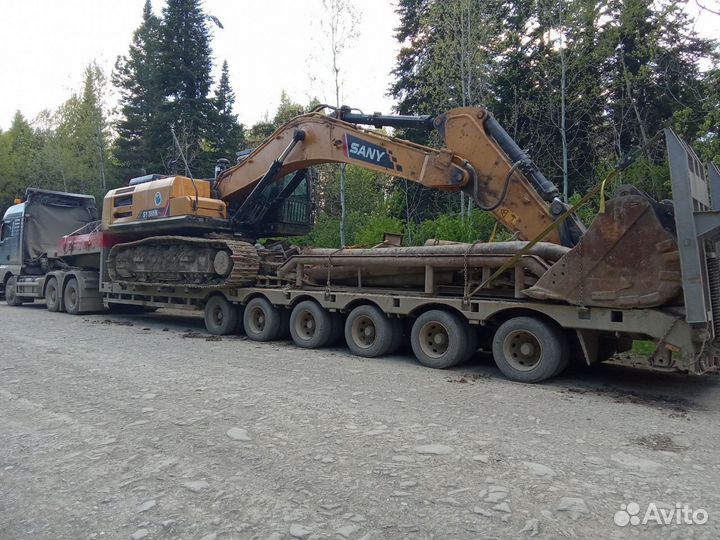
[[138, 203, 169, 220], [344, 134, 393, 169]]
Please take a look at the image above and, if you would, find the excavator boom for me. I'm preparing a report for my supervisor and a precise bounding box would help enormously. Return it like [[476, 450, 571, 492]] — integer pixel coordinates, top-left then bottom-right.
[[215, 107, 583, 246]]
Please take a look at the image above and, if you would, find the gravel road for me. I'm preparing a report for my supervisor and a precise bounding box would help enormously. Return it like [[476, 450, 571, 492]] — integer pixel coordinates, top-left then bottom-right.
[[1, 302, 719, 540]]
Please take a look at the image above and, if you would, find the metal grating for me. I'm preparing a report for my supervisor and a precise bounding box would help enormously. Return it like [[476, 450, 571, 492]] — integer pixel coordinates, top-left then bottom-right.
[[707, 255, 720, 338], [665, 129, 720, 336]]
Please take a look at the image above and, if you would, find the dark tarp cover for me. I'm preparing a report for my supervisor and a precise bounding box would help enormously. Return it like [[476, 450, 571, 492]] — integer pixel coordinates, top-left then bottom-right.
[[22, 190, 97, 263]]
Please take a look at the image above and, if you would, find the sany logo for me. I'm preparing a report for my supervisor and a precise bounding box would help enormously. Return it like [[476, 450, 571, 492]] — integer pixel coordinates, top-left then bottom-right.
[[343, 134, 393, 169], [614, 501, 708, 527], [349, 141, 386, 162]]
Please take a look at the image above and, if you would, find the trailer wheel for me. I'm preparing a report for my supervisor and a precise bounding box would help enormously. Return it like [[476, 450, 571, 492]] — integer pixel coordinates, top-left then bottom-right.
[[411, 310, 472, 368], [492, 316, 567, 383], [64, 277, 81, 315], [45, 277, 61, 312], [244, 297, 282, 341], [5, 276, 27, 306], [345, 305, 396, 357], [204, 295, 238, 336], [290, 300, 335, 349]]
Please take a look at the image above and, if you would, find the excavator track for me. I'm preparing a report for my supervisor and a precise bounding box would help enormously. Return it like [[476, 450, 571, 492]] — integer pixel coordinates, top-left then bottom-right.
[[107, 236, 260, 288]]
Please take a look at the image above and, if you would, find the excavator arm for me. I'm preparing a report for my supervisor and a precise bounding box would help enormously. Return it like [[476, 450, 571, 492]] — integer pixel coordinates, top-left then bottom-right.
[[215, 107, 584, 246]]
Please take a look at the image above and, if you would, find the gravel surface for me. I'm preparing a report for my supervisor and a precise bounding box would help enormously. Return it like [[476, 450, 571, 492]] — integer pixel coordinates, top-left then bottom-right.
[[1, 302, 719, 540]]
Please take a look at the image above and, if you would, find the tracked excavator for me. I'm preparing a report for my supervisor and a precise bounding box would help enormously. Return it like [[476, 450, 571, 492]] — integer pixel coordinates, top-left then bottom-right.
[[101, 105, 681, 309]]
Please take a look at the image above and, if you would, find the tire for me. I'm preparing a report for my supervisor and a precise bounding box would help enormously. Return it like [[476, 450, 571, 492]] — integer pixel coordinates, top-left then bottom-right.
[[289, 300, 335, 349], [344, 304, 396, 358], [466, 324, 479, 360], [234, 304, 246, 334], [411, 310, 472, 369], [328, 312, 345, 345], [491, 316, 567, 383], [388, 318, 405, 355], [45, 277, 61, 312], [5, 276, 25, 307], [243, 297, 282, 341], [64, 277, 81, 315], [278, 308, 291, 339], [204, 295, 238, 336]]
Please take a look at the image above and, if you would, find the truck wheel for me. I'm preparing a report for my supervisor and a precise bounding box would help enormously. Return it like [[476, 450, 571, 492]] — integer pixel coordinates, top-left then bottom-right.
[[5, 276, 25, 307], [64, 277, 81, 315], [344, 304, 396, 358], [45, 277, 61, 312], [204, 295, 238, 336], [244, 297, 282, 341], [290, 300, 334, 349], [411, 310, 472, 368], [491, 316, 567, 383]]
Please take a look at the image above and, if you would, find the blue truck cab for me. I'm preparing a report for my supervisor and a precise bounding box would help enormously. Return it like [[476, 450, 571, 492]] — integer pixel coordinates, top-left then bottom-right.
[[0, 201, 26, 295], [0, 188, 96, 303]]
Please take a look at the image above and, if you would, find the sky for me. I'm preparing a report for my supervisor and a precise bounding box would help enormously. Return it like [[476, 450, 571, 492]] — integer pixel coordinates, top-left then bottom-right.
[[0, 0, 718, 132], [0, 0, 400, 130]]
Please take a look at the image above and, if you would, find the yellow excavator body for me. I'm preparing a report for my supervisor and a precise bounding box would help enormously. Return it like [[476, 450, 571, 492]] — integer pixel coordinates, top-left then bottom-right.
[[102, 176, 226, 228]]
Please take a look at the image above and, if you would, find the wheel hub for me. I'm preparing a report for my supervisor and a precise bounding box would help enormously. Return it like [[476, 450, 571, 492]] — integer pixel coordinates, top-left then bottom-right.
[[352, 316, 376, 348], [419, 322, 449, 358], [503, 330, 542, 371], [296, 311, 316, 338], [251, 309, 266, 332]]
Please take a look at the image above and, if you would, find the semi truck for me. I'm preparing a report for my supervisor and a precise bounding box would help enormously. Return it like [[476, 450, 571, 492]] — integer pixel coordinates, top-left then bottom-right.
[[2, 106, 719, 383]]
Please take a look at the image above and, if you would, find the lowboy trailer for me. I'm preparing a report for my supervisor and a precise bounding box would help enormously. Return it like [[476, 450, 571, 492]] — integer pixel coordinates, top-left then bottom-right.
[[2, 130, 720, 383]]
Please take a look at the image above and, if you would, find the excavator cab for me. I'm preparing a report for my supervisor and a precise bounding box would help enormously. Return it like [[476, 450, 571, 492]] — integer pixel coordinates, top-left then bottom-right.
[[230, 167, 316, 238]]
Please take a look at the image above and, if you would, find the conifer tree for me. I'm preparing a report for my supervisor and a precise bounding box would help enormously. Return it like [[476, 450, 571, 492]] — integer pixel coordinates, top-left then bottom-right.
[[113, 0, 162, 177], [208, 60, 244, 165], [156, 0, 215, 175]]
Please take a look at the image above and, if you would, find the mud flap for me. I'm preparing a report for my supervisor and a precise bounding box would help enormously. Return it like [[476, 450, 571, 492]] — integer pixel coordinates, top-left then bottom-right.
[[524, 191, 683, 308]]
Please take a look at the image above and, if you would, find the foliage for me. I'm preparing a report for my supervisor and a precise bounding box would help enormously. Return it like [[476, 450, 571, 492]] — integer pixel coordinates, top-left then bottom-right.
[[112, 0, 162, 178], [391, 0, 719, 210], [413, 209, 499, 245], [208, 60, 245, 164], [112, 0, 244, 180], [352, 213, 405, 246], [0, 63, 113, 213]]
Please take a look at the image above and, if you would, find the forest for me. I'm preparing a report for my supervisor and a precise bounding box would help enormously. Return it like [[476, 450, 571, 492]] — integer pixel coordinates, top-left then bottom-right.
[[0, 0, 718, 247]]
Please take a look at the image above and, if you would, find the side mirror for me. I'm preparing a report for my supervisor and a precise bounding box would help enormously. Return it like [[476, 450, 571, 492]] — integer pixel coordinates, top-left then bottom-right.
[[0, 222, 5, 242]]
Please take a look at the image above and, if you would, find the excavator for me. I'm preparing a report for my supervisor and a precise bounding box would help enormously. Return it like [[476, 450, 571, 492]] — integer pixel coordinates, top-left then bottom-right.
[[100, 105, 681, 309]]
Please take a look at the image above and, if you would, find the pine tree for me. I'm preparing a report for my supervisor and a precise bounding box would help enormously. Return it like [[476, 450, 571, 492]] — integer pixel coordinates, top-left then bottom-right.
[[113, 0, 162, 178], [208, 60, 244, 166], [156, 0, 216, 175]]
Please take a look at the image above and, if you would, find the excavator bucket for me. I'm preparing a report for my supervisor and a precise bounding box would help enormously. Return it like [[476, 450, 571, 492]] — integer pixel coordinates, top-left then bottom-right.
[[524, 187, 683, 308]]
